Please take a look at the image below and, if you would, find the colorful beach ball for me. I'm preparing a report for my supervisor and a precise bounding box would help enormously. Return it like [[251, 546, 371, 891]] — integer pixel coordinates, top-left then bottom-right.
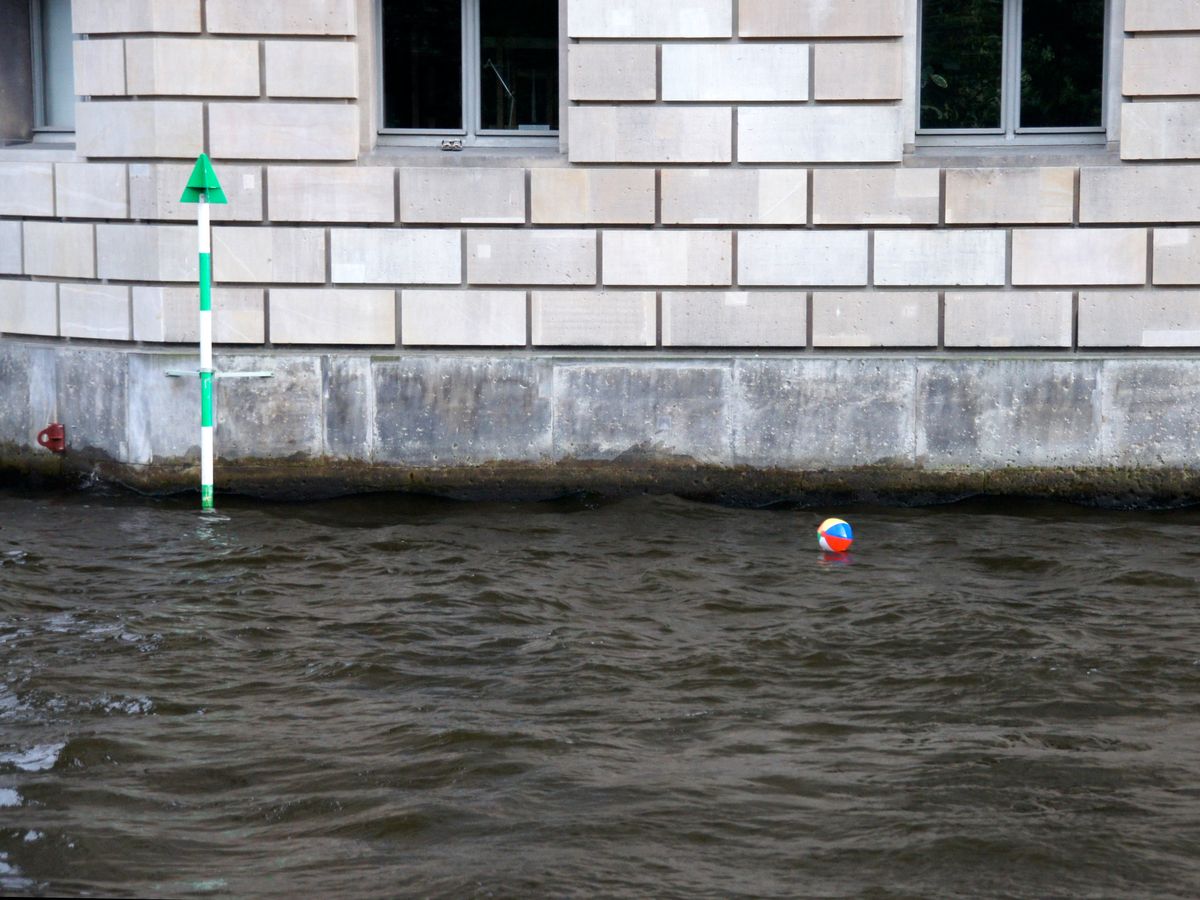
[[818, 518, 854, 553]]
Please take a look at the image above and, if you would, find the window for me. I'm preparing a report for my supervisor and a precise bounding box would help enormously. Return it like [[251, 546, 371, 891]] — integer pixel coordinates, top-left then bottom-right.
[[918, 0, 1106, 142], [32, 0, 75, 132], [380, 0, 559, 146]]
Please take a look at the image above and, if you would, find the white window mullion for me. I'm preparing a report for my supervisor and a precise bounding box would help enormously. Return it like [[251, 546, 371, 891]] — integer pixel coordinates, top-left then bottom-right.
[[463, 0, 477, 140], [1003, 0, 1022, 139]]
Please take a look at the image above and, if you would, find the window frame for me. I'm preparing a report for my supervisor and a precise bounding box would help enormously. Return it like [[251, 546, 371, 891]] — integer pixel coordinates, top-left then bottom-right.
[[916, 0, 1111, 147], [375, 0, 560, 149], [29, 0, 75, 137]]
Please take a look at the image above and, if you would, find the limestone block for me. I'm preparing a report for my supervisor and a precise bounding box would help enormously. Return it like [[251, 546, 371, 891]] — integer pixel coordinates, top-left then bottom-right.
[[1012, 228, 1146, 286], [813, 41, 902, 100], [661, 169, 808, 225], [567, 0, 732, 37], [603, 230, 731, 286], [73, 0, 200, 33], [531, 168, 655, 224], [0, 281, 56, 336], [1101, 359, 1200, 467], [811, 168, 938, 225], [268, 165, 394, 223], [132, 286, 264, 342], [76, 101, 203, 158], [468, 230, 596, 285], [213, 227, 326, 283], [209, 103, 359, 161], [129, 163, 262, 221], [269, 289, 394, 345], [97, 223, 196, 281], [1080, 290, 1200, 346], [0, 222, 21, 274], [946, 167, 1075, 225], [1125, 0, 1200, 32], [662, 291, 806, 346], [402, 290, 526, 346], [569, 107, 732, 163], [0, 163, 54, 216], [662, 44, 809, 101], [125, 38, 259, 96], [738, 231, 867, 286], [739, 0, 904, 37], [532, 291, 656, 346], [1081, 165, 1200, 222], [399, 168, 524, 224], [875, 230, 1006, 287], [207, 0, 356, 35], [944, 291, 1073, 348], [1123, 37, 1200, 96], [1154, 228, 1200, 285], [812, 291, 937, 346], [1121, 103, 1200, 160], [59, 283, 131, 340], [265, 41, 358, 98], [23, 222, 95, 279], [73, 39, 126, 96], [55, 163, 128, 219], [568, 44, 656, 101], [738, 106, 902, 162], [330, 228, 460, 284]]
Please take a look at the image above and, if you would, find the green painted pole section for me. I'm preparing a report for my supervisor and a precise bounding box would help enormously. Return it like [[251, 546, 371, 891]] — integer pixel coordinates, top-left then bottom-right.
[[199, 254, 212, 312]]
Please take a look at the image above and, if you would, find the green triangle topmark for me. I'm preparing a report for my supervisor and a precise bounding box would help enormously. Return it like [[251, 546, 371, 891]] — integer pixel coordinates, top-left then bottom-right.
[[180, 153, 227, 204]]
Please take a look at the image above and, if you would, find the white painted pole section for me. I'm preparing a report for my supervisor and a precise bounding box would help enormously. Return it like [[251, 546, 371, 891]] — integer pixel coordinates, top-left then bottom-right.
[[198, 196, 214, 509]]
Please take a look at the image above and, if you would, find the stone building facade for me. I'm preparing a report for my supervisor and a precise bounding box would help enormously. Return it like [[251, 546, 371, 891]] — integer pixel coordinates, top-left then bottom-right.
[[1, 0, 1199, 499]]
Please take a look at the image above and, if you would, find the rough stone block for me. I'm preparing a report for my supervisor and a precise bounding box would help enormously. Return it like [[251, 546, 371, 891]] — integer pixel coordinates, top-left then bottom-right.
[[207, 0, 356, 35], [569, 106, 732, 163], [944, 291, 1073, 348], [265, 41, 358, 98], [738, 106, 902, 162], [946, 167, 1075, 224], [813, 41, 902, 100], [73, 0, 200, 33], [603, 230, 730, 286], [132, 286, 265, 343], [662, 169, 808, 225], [126, 351, 201, 464], [662, 291, 806, 346], [331, 229, 460, 284], [469, 230, 596, 285], [662, 43, 809, 101], [125, 38, 260, 96], [213, 227, 326, 283], [738, 230, 867, 286], [812, 291, 937, 347], [531, 168, 655, 224], [0, 163, 54, 216], [1125, 0, 1200, 32], [739, 0, 904, 37], [58, 283, 131, 340], [322, 355, 373, 460], [1102, 360, 1200, 467], [23, 221, 95, 279], [1080, 290, 1200, 346], [97, 223, 196, 281], [55, 163, 128, 219], [0, 280, 56, 336], [76, 101, 204, 158], [0, 222, 22, 274], [567, 0, 732, 37], [1155, 228, 1200, 285], [129, 163, 263, 221], [812, 168, 938, 225], [269, 289, 394, 344], [402, 290, 526, 346], [1121, 103, 1200, 160], [1081, 165, 1200, 222], [532, 291, 655, 346], [875, 230, 1006, 287], [1123, 37, 1200, 96], [73, 39, 126, 96], [209, 103, 359, 161], [1012, 228, 1146, 286], [568, 44, 656, 101], [216, 355, 323, 460], [269, 165, 394, 223], [56, 347, 128, 457], [400, 168, 524, 224]]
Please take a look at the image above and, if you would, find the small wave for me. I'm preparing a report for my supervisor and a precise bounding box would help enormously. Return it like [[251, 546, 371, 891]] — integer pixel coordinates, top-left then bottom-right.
[[0, 741, 65, 772], [0, 788, 21, 807]]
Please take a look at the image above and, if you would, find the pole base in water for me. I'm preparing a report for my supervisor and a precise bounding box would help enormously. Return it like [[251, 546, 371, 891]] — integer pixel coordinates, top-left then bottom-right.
[[201, 484, 214, 509]]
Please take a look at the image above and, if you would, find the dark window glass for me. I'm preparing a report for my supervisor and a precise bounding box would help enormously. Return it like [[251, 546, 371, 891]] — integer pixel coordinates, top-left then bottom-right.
[[1020, 0, 1104, 128], [920, 0, 1003, 130], [382, 0, 462, 130], [479, 0, 558, 131]]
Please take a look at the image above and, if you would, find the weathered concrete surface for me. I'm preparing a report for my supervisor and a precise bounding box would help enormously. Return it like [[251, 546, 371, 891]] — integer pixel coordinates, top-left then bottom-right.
[[3, 341, 1200, 507]]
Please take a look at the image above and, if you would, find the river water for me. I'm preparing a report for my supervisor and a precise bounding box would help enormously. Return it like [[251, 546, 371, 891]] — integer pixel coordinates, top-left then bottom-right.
[[1, 486, 1198, 898]]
